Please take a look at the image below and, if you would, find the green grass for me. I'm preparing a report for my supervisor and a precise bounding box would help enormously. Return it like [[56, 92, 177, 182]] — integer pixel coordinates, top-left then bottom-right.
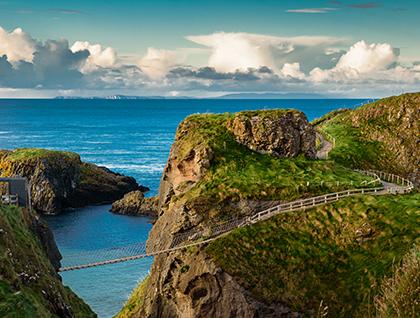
[[0, 204, 95, 317], [123, 105, 418, 317], [206, 193, 420, 317], [173, 111, 377, 220], [375, 245, 420, 318], [116, 275, 150, 318], [316, 93, 419, 178], [0, 148, 79, 162], [320, 122, 385, 169]]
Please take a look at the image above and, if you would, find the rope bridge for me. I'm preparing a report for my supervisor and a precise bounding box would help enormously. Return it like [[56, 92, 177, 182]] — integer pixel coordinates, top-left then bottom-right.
[[59, 170, 414, 272]]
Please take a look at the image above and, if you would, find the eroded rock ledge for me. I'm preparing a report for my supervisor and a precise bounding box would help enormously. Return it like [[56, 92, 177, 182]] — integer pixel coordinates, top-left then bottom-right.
[[110, 191, 158, 218]]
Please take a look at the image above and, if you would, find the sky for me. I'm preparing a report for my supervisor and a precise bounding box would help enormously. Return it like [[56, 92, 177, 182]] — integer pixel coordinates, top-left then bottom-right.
[[0, 0, 419, 98]]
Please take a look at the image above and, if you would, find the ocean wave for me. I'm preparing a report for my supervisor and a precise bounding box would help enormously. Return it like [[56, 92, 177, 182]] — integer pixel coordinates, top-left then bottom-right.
[[102, 163, 165, 173], [85, 141, 113, 144]]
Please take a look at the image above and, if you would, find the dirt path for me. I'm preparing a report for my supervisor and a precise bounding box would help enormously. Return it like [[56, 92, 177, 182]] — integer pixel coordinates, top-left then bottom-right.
[[316, 132, 333, 159]]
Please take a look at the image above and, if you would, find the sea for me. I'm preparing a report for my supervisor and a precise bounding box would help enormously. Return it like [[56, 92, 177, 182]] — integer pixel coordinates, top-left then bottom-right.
[[0, 98, 368, 317]]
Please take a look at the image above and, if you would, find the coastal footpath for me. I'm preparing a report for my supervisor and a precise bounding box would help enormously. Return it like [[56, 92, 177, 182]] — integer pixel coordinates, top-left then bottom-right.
[[0, 149, 147, 214], [119, 93, 419, 317]]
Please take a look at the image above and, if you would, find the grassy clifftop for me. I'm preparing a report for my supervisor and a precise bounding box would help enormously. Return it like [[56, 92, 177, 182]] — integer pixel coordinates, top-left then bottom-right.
[[0, 204, 95, 317], [207, 193, 419, 317], [316, 93, 419, 184], [121, 109, 385, 317], [173, 111, 376, 213]]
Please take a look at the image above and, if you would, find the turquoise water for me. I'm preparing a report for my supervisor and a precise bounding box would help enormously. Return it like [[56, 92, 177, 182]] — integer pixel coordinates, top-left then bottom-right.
[[0, 98, 367, 317]]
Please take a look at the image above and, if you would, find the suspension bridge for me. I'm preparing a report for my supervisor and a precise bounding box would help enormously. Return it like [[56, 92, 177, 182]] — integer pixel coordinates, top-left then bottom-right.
[[58, 132, 414, 272]]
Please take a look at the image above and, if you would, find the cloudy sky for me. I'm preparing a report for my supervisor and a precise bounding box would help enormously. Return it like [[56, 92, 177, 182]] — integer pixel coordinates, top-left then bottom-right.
[[0, 0, 419, 98]]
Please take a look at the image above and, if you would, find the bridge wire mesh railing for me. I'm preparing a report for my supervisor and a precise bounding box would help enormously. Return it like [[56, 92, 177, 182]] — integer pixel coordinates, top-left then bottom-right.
[[59, 170, 413, 271]]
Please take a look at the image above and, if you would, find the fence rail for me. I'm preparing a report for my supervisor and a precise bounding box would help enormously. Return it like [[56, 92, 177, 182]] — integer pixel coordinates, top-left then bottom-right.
[[59, 169, 413, 272], [1, 194, 19, 205]]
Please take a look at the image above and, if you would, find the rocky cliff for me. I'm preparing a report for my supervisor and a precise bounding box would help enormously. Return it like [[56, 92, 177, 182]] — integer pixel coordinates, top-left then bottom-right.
[[117, 109, 393, 317], [0, 148, 146, 214], [0, 204, 96, 317]]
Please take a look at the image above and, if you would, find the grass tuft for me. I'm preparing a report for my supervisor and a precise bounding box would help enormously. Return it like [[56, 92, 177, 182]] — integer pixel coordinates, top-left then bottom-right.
[[375, 245, 420, 318]]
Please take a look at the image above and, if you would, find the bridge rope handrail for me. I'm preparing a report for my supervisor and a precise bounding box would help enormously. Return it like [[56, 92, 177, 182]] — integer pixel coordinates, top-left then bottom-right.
[[59, 169, 413, 272]]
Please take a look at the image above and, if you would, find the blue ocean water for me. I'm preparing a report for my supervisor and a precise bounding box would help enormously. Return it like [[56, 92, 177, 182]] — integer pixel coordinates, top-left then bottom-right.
[[0, 98, 367, 317]]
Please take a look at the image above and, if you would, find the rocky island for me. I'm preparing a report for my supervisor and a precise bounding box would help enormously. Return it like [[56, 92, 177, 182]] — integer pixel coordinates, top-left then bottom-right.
[[118, 94, 419, 318], [0, 149, 147, 214]]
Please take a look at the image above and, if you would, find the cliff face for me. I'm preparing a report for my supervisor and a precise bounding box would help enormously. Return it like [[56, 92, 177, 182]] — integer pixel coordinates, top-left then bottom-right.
[[0, 204, 96, 317], [0, 149, 144, 214], [121, 110, 318, 317]]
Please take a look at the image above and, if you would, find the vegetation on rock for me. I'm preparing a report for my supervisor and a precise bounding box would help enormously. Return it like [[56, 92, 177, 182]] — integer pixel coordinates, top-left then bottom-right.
[[207, 193, 419, 317], [117, 276, 150, 318], [0, 204, 95, 317], [163, 111, 377, 224], [110, 191, 158, 217], [316, 93, 419, 185], [126, 109, 383, 317]]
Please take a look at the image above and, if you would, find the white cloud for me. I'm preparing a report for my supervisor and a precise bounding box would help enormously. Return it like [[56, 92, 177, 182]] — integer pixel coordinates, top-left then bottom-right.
[[280, 62, 305, 79], [310, 41, 401, 82], [186, 32, 343, 74], [0, 26, 36, 62], [0, 25, 418, 98], [138, 47, 178, 79], [71, 41, 117, 73], [336, 41, 397, 73], [286, 8, 337, 13]]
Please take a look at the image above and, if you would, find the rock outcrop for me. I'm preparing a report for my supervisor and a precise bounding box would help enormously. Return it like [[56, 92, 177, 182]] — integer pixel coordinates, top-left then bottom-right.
[[120, 110, 310, 318], [227, 110, 316, 158], [0, 149, 145, 214], [110, 191, 158, 217]]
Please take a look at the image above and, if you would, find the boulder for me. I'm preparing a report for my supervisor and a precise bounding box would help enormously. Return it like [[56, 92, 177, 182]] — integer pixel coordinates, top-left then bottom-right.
[[226, 110, 316, 158]]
